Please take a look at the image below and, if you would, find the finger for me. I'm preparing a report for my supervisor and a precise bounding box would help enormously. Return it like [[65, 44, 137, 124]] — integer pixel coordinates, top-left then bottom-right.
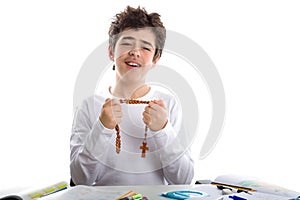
[[110, 114, 122, 125], [142, 112, 151, 125], [144, 105, 152, 114], [114, 116, 122, 124], [148, 101, 165, 111], [110, 99, 121, 106], [142, 111, 150, 120], [147, 102, 163, 112], [112, 111, 122, 118], [147, 103, 163, 113], [113, 107, 122, 115], [142, 118, 151, 126], [153, 99, 166, 109], [103, 98, 112, 108], [111, 103, 122, 112], [111, 99, 122, 109], [148, 101, 155, 108]]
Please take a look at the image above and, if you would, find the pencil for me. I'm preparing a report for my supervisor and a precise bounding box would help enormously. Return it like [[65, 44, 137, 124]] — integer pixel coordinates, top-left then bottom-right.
[[211, 181, 256, 192]]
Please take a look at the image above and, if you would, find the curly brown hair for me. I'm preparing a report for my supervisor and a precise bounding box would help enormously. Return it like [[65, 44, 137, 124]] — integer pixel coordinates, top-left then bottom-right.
[[108, 6, 166, 60]]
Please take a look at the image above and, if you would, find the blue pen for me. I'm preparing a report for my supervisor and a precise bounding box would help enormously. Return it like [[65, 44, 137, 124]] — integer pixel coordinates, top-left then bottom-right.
[[229, 195, 247, 200]]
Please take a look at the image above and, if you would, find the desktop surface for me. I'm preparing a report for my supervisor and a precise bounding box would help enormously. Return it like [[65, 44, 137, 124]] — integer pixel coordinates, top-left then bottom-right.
[[42, 184, 223, 200]]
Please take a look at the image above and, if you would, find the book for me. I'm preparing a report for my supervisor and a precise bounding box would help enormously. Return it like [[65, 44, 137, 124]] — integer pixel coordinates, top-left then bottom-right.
[[213, 174, 300, 199], [0, 181, 68, 200]]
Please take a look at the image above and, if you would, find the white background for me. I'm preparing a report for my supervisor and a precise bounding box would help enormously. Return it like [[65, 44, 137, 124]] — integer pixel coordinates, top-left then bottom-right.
[[0, 0, 299, 196]]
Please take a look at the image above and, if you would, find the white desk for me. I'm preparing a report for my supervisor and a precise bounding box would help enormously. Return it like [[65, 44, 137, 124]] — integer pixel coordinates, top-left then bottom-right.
[[43, 184, 223, 199]]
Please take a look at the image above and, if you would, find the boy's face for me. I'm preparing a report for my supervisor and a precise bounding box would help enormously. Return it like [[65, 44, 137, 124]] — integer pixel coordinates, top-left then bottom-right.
[[110, 28, 159, 83]]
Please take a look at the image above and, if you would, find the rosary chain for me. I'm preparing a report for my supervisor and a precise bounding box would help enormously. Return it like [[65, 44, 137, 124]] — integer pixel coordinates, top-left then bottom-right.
[[119, 99, 152, 104], [115, 99, 151, 157]]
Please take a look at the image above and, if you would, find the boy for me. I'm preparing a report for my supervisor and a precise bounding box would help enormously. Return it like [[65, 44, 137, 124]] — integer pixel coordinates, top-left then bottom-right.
[[70, 6, 194, 186]]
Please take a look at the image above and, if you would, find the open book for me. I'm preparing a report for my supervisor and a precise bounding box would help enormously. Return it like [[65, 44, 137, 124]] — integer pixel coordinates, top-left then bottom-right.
[[0, 183, 135, 200], [0, 181, 68, 200], [213, 174, 300, 199]]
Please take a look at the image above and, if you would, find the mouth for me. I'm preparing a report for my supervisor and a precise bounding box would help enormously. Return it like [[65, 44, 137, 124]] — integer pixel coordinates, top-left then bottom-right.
[[125, 61, 141, 68]]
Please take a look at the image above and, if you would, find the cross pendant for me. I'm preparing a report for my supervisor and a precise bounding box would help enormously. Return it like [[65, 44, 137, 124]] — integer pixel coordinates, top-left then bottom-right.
[[140, 141, 149, 158]]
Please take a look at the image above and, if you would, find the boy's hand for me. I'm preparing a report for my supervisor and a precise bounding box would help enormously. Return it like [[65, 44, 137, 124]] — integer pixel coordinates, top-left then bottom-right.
[[143, 100, 168, 132], [99, 98, 122, 129]]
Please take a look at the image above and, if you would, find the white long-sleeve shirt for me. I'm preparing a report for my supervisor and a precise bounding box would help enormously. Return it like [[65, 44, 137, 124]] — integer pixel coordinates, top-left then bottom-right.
[[70, 87, 194, 186]]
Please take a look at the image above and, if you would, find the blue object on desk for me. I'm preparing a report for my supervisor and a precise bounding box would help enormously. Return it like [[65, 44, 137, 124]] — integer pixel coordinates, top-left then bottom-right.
[[161, 190, 208, 199], [229, 195, 247, 200]]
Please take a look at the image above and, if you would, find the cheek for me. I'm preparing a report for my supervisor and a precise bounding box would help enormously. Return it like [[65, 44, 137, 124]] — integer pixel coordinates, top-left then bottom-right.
[[144, 55, 156, 65], [114, 50, 126, 59], [141, 50, 155, 60], [114, 46, 131, 59]]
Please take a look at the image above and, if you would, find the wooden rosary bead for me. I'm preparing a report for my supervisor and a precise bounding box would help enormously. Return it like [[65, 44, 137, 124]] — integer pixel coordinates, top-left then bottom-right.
[[115, 99, 151, 157], [119, 99, 151, 104], [115, 124, 121, 154]]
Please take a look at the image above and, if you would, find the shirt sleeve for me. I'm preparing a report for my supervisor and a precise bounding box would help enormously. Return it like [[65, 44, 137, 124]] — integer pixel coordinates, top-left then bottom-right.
[[70, 98, 114, 185], [149, 96, 195, 184]]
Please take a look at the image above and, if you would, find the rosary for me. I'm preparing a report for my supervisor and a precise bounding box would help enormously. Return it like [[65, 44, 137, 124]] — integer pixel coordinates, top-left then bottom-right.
[[115, 99, 153, 157]]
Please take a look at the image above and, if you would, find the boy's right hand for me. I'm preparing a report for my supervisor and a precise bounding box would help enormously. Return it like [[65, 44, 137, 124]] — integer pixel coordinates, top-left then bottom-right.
[[99, 98, 122, 129]]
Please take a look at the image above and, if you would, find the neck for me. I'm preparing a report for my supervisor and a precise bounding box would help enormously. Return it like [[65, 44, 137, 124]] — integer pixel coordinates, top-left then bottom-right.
[[110, 82, 150, 99]]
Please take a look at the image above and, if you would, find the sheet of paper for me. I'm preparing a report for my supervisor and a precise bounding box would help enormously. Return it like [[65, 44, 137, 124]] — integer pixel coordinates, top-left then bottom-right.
[[41, 185, 129, 200]]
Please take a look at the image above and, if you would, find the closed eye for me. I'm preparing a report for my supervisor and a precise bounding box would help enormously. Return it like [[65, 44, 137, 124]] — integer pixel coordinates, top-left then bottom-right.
[[142, 47, 151, 51], [121, 43, 132, 46]]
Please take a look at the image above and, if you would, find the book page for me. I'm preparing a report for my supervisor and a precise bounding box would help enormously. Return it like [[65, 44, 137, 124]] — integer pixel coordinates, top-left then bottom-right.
[[215, 174, 300, 198], [41, 185, 130, 200]]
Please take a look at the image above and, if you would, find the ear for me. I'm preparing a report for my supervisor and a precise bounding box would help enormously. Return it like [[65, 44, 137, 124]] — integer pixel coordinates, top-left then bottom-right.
[[108, 46, 114, 61], [152, 55, 160, 65]]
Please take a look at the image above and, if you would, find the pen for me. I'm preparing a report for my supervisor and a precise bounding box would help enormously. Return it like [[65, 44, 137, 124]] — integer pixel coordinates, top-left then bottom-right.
[[229, 195, 247, 200], [211, 181, 256, 192]]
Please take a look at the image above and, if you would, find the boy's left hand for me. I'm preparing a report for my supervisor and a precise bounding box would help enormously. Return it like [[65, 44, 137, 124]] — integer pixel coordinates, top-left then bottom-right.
[[143, 100, 168, 132]]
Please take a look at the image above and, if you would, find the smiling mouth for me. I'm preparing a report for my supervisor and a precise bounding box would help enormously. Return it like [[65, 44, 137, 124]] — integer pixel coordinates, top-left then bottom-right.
[[125, 61, 141, 68]]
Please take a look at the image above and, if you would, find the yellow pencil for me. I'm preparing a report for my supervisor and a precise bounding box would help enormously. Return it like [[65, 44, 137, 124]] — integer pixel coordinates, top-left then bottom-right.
[[27, 181, 68, 199]]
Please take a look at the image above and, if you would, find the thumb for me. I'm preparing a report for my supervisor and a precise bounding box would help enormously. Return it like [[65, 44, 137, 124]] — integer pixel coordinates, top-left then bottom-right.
[[153, 100, 166, 109]]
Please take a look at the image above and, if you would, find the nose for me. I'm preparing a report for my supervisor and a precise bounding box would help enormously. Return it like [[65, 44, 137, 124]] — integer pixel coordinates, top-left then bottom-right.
[[128, 48, 140, 57]]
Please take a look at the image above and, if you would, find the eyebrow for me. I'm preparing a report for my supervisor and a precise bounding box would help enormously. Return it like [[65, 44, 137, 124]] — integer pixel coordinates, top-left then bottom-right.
[[121, 36, 154, 48]]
